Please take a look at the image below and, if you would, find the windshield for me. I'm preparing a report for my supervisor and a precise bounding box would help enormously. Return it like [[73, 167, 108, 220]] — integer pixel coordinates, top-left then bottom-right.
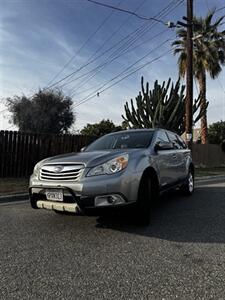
[[85, 131, 154, 151]]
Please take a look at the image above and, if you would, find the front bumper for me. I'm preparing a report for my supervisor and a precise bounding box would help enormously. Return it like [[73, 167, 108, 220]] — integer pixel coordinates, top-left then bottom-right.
[[29, 170, 141, 213], [29, 186, 136, 215]]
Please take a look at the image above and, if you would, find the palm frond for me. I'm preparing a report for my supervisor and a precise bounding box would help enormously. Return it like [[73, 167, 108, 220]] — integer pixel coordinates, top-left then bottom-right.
[[173, 9, 225, 83]]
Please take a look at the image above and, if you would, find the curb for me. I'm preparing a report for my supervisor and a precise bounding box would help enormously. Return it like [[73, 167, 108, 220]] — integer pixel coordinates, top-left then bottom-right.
[[0, 175, 224, 204], [0, 193, 29, 204], [195, 175, 225, 182]]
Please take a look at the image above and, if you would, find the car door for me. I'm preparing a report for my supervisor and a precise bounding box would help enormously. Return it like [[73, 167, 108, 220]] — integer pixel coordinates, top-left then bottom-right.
[[176, 134, 190, 179], [153, 130, 177, 189], [166, 131, 187, 181]]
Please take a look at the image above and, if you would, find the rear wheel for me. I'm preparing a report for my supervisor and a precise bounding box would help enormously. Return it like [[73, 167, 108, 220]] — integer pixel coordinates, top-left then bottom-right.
[[180, 169, 194, 196], [136, 176, 153, 226]]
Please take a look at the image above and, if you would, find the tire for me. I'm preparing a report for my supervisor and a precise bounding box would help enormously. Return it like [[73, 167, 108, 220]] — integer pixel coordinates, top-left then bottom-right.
[[30, 196, 38, 209], [180, 169, 194, 196], [136, 175, 153, 226]]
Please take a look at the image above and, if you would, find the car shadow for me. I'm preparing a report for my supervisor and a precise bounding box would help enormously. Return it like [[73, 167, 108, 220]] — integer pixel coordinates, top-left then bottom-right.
[[95, 182, 225, 244]]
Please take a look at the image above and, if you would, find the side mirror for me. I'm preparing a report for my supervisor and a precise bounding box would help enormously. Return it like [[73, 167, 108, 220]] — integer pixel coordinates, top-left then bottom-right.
[[80, 146, 86, 152], [154, 141, 174, 152]]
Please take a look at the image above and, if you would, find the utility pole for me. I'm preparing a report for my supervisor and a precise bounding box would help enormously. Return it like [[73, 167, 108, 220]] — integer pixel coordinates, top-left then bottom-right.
[[185, 0, 193, 149]]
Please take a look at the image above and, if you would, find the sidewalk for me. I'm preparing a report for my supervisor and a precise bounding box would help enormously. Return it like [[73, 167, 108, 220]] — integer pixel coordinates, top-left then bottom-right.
[[195, 174, 225, 181], [0, 192, 29, 203]]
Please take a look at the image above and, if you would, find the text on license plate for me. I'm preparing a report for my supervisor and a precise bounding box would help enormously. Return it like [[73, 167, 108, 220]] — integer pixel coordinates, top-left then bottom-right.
[[46, 189, 63, 201]]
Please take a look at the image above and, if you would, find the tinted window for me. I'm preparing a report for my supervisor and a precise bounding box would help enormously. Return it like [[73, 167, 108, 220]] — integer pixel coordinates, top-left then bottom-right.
[[156, 130, 170, 143], [85, 131, 154, 151], [167, 132, 186, 149], [177, 135, 187, 149]]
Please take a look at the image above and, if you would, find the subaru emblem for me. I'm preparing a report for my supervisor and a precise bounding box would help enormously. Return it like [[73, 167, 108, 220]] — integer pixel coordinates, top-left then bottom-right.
[[53, 166, 64, 173]]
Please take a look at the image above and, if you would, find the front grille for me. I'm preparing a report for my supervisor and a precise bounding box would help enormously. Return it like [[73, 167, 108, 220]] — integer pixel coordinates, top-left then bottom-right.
[[40, 164, 84, 181]]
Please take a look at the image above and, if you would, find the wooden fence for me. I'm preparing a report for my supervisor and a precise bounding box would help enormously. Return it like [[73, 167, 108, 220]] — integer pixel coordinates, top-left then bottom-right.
[[0, 131, 95, 178], [1, 130, 225, 178], [192, 143, 225, 168]]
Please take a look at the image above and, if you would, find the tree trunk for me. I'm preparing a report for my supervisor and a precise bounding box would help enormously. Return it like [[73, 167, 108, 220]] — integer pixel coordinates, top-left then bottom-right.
[[198, 72, 208, 144]]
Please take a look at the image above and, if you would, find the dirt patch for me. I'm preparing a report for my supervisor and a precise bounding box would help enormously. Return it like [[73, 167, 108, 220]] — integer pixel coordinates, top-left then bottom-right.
[[0, 178, 29, 195]]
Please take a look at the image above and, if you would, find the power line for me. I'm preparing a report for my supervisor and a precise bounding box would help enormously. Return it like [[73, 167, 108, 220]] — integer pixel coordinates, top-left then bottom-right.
[[74, 48, 173, 109], [68, 0, 183, 95], [83, 0, 147, 64], [66, 0, 148, 91], [70, 28, 169, 97], [86, 0, 167, 25], [84, 0, 180, 72], [65, 28, 168, 91], [73, 37, 174, 108], [69, 0, 182, 89], [61, 0, 182, 92], [46, 0, 181, 90], [60, 22, 152, 89], [46, 0, 123, 86], [46, 22, 148, 89]]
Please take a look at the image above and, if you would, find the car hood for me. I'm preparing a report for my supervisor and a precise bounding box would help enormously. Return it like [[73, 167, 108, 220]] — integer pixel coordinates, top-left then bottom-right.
[[40, 149, 141, 168]]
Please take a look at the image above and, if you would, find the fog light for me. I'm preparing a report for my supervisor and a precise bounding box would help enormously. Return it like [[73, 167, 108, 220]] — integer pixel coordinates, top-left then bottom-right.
[[95, 194, 125, 207]]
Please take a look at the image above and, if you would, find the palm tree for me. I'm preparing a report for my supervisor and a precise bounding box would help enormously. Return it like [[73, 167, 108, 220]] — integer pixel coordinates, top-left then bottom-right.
[[172, 10, 225, 144]]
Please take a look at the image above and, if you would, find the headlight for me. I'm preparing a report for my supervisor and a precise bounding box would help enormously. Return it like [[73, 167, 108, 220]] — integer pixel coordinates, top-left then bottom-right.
[[87, 154, 129, 177], [33, 161, 43, 176]]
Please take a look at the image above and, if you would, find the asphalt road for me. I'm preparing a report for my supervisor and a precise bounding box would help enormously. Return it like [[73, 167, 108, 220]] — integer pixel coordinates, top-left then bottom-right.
[[0, 180, 225, 300]]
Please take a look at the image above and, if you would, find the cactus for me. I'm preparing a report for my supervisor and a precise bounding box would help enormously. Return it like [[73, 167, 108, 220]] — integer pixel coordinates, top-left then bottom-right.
[[122, 77, 207, 135]]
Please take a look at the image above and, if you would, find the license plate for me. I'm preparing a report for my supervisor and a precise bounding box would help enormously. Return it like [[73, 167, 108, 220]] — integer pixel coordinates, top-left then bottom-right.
[[46, 189, 63, 202]]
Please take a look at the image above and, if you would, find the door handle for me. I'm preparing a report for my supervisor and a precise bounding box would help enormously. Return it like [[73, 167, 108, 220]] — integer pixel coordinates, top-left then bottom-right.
[[172, 154, 177, 159]]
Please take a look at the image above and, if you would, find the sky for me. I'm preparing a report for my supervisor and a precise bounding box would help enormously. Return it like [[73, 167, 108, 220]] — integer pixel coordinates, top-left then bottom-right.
[[0, 0, 225, 131]]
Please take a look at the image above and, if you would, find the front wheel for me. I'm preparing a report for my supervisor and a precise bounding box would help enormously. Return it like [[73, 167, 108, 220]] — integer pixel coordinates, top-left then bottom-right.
[[136, 176, 153, 226], [180, 169, 194, 196]]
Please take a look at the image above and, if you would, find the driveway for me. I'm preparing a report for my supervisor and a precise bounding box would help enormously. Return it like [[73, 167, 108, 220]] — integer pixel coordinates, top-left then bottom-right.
[[0, 180, 225, 299]]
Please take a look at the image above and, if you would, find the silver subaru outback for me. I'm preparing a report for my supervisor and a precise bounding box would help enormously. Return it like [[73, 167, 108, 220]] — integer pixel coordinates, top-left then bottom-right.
[[29, 129, 194, 224]]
